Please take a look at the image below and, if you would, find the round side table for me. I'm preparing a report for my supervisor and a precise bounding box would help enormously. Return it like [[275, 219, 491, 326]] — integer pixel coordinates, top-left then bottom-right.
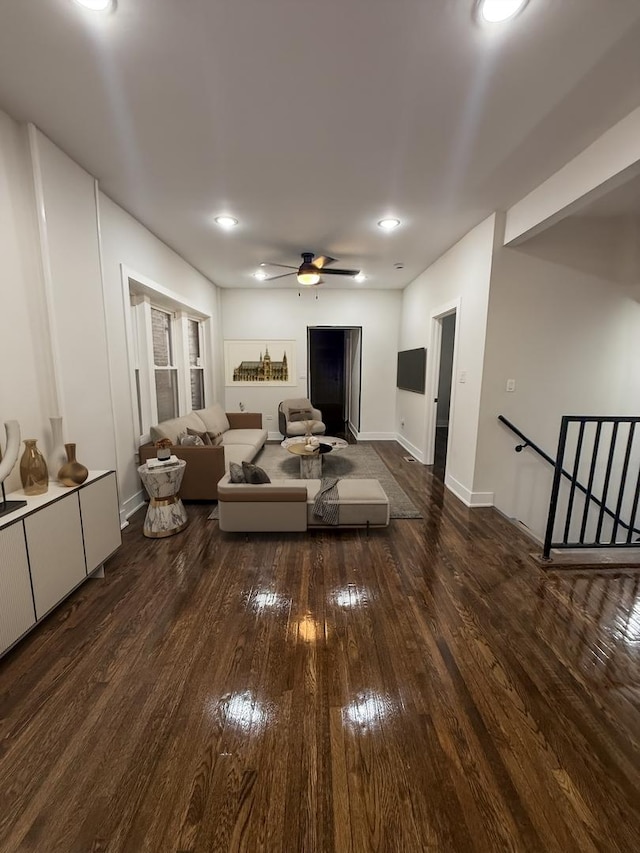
[[138, 460, 188, 538]]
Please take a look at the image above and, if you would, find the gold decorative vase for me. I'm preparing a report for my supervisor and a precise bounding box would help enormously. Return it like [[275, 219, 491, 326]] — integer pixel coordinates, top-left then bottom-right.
[[20, 439, 49, 496], [58, 443, 89, 487]]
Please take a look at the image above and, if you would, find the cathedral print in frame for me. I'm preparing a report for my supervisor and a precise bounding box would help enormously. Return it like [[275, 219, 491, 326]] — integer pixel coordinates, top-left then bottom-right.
[[224, 340, 297, 386]]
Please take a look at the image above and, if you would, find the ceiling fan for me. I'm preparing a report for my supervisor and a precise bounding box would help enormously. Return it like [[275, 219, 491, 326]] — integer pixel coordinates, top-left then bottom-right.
[[260, 252, 360, 286]]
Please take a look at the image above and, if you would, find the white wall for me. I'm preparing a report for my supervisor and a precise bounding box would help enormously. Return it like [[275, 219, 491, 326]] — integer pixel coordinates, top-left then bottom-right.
[[505, 105, 640, 244], [398, 215, 496, 503], [220, 289, 401, 438], [0, 113, 56, 490], [30, 128, 116, 474], [475, 214, 640, 541], [98, 194, 222, 518]]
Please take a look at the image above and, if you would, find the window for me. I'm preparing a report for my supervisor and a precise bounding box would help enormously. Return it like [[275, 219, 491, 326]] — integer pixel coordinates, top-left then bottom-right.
[[151, 307, 179, 422], [127, 287, 209, 442], [188, 318, 205, 410]]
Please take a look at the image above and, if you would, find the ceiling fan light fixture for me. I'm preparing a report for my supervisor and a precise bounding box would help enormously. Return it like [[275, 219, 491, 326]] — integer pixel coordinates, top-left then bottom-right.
[[478, 0, 528, 23], [253, 270, 268, 281], [377, 218, 401, 231], [214, 215, 238, 230], [354, 273, 366, 283], [297, 272, 321, 286]]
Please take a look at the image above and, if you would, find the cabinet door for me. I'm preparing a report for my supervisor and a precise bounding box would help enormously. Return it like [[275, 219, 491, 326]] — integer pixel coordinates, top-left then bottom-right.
[[24, 495, 86, 620], [79, 473, 121, 573], [0, 522, 36, 655]]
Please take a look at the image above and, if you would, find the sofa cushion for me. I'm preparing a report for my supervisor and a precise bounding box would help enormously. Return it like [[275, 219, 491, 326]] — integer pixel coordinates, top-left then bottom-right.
[[196, 403, 230, 435], [242, 461, 271, 484], [286, 420, 325, 437], [289, 408, 314, 422], [223, 444, 257, 471], [221, 428, 268, 448], [306, 479, 389, 527], [283, 397, 314, 414], [150, 411, 207, 444]]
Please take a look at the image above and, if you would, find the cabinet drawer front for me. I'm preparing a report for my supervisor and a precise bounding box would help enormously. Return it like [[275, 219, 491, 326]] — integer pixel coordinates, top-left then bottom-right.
[[0, 522, 36, 654], [79, 474, 121, 572], [24, 496, 86, 620]]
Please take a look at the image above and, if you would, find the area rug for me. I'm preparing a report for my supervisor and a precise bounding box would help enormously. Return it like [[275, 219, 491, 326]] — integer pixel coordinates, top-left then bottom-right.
[[208, 444, 422, 520]]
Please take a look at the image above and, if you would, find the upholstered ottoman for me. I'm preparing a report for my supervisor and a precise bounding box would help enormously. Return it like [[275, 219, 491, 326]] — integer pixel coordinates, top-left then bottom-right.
[[306, 479, 390, 528], [217, 474, 390, 532]]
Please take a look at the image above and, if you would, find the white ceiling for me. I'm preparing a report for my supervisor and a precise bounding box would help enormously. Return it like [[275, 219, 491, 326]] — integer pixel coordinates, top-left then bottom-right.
[[1, 0, 640, 290]]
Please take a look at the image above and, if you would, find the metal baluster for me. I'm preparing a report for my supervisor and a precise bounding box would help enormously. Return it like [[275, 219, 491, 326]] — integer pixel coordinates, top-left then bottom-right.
[[595, 422, 618, 543], [612, 422, 635, 544], [563, 421, 585, 545], [579, 421, 602, 545]]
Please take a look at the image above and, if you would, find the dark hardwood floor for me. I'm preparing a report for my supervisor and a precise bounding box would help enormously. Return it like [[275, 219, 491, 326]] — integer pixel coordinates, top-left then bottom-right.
[[1, 441, 640, 852]]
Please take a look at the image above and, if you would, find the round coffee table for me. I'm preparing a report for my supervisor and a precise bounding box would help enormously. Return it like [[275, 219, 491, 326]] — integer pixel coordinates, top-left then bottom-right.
[[287, 442, 325, 478], [281, 435, 349, 451]]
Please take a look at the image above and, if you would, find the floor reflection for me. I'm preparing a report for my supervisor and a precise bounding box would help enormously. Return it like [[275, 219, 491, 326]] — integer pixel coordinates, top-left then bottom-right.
[[344, 690, 395, 730], [208, 691, 269, 733], [333, 584, 368, 609], [535, 571, 640, 687]]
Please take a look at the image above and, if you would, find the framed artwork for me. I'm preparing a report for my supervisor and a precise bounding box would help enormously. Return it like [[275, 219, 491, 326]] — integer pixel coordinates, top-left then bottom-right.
[[224, 340, 297, 386]]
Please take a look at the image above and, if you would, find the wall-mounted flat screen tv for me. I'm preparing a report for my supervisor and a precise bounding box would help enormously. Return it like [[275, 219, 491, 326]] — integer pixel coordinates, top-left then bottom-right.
[[396, 347, 426, 394]]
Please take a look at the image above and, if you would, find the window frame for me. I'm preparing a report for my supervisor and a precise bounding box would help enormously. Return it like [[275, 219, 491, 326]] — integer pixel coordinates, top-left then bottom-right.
[[125, 279, 211, 447]]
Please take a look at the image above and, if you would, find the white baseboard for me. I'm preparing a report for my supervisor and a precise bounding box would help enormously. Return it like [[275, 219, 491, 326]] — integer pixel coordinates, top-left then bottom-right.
[[395, 434, 425, 463], [356, 432, 397, 441], [267, 430, 283, 441], [445, 474, 494, 508], [122, 489, 146, 521]]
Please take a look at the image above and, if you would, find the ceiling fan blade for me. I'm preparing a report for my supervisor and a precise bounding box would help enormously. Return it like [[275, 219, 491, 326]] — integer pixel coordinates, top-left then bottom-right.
[[261, 262, 298, 270], [318, 267, 360, 277], [312, 255, 336, 269], [265, 271, 295, 281]]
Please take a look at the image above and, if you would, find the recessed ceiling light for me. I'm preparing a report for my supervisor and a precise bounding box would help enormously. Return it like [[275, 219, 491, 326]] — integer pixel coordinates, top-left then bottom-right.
[[479, 0, 528, 23], [73, 0, 115, 10], [253, 270, 268, 281], [354, 273, 366, 283], [377, 218, 401, 231], [214, 215, 238, 230]]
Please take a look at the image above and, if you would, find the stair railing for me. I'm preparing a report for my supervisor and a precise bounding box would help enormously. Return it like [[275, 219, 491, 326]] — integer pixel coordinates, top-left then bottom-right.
[[498, 415, 640, 559]]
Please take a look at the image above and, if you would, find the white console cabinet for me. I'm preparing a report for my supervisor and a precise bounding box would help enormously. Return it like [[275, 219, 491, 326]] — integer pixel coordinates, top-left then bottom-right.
[[0, 471, 121, 656]]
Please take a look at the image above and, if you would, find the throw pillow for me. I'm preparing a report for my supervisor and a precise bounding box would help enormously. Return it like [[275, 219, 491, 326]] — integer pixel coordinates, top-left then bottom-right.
[[187, 427, 213, 446], [178, 432, 204, 446], [207, 430, 224, 447], [229, 462, 246, 483], [242, 461, 271, 484], [289, 408, 314, 422]]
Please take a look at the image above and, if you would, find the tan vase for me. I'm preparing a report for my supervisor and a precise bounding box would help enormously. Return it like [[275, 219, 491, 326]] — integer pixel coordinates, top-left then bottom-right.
[[58, 443, 89, 487], [20, 439, 49, 496]]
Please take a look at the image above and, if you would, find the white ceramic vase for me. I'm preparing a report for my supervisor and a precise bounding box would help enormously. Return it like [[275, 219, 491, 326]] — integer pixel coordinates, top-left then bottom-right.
[[48, 416, 66, 481]]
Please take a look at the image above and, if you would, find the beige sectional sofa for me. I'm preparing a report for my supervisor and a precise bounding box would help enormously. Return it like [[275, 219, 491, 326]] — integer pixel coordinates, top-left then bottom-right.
[[139, 404, 267, 500], [217, 473, 390, 532]]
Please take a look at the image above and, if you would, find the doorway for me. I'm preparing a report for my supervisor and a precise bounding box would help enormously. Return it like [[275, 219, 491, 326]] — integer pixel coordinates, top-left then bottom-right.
[[433, 312, 456, 481], [308, 327, 362, 440]]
